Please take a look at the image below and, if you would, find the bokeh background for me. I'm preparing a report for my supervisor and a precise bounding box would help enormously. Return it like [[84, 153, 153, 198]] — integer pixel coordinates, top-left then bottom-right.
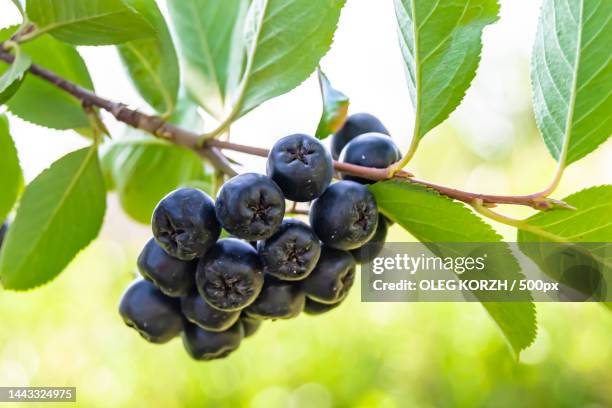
[[1, 0, 611, 407]]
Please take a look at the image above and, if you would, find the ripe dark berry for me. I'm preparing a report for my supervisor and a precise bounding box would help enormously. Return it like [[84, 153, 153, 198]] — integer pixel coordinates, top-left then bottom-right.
[[181, 291, 240, 332], [302, 247, 356, 304], [351, 215, 388, 264], [266, 134, 333, 202], [0, 222, 8, 249], [152, 188, 220, 260], [196, 238, 264, 311], [340, 133, 401, 184], [310, 181, 379, 250], [182, 322, 244, 360], [331, 113, 389, 159], [245, 277, 305, 320], [257, 219, 321, 281], [240, 316, 262, 338], [304, 297, 343, 315], [137, 238, 197, 297], [118, 280, 183, 343], [215, 173, 285, 241]]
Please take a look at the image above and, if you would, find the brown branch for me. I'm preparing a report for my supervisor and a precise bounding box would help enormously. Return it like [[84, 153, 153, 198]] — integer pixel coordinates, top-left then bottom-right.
[[204, 139, 414, 181], [288, 208, 310, 216], [0, 47, 236, 175], [407, 178, 574, 210], [204, 139, 571, 210], [0, 47, 569, 211], [199, 148, 238, 177]]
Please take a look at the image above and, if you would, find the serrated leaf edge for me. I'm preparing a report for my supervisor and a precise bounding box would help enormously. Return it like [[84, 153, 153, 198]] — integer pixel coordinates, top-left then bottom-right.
[[0, 146, 105, 291]]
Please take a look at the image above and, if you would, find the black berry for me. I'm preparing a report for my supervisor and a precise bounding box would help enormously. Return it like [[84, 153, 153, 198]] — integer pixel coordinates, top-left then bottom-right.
[[0, 222, 7, 249], [137, 238, 197, 297], [215, 173, 285, 241], [304, 297, 343, 315], [182, 322, 244, 360], [302, 247, 356, 304], [257, 219, 321, 281], [340, 133, 401, 184], [196, 238, 264, 311], [240, 316, 262, 338], [309, 181, 379, 250], [266, 134, 333, 202], [331, 113, 389, 159], [181, 291, 240, 332], [351, 215, 388, 264], [152, 188, 220, 260], [245, 277, 305, 320], [118, 280, 183, 343]]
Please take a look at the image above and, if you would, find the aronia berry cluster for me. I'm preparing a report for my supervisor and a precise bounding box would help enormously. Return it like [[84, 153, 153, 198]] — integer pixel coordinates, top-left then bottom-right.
[[119, 114, 400, 360]]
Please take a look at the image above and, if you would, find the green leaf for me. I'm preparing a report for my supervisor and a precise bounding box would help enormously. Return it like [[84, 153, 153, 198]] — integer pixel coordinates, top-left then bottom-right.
[[234, 0, 345, 118], [531, 0, 612, 165], [394, 0, 500, 139], [519, 186, 612, 243], [26, 0, 155, 45], [170, 97, 206, 131], [0, 26, 94, 130], [101, 137, 206, 224], [167, 0, 250, 118], [370, 181, 537, 355], [0, 75, 24, 105], [0, 45, 30, 103], [0, 147, 106, 290], [370, 181, 500, 241], [315, 68, 349, 140], [180, 178, 213, 196], [518, 186, 612, 306], [100, 98, 209, 223], [117, 0, 180, 115], [0, 115, 24, 222]]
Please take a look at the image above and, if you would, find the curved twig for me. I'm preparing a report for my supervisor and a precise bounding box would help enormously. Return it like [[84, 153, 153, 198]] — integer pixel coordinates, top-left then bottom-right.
[[0, 47, 571, 212]]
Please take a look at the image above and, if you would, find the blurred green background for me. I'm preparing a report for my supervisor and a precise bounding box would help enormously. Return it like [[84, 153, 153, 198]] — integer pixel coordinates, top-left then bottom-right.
[[1, 0, 611, 406]]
